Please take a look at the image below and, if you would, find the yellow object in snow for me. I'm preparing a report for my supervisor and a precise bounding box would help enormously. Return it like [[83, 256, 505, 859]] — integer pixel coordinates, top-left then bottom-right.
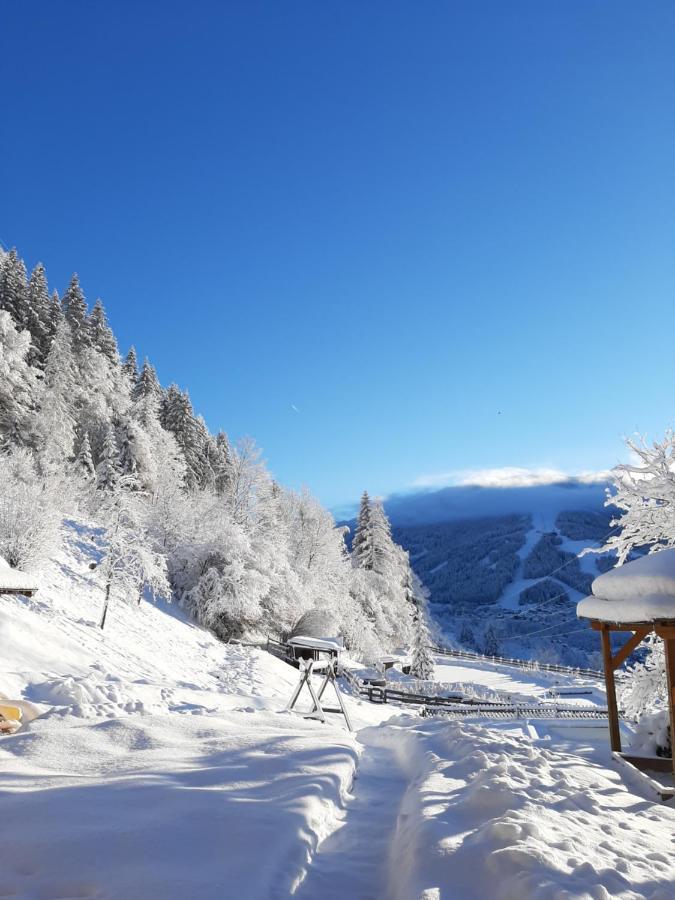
[[0, 705, 22, 722]]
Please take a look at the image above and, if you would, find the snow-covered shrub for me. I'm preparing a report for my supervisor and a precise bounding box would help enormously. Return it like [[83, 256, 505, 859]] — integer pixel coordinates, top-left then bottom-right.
[[620, 634, 670, 756], [0, 448, 61, 570]]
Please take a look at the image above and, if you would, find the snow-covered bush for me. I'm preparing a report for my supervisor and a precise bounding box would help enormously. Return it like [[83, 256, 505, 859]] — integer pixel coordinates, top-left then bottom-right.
[[0, 448, 61, 571]]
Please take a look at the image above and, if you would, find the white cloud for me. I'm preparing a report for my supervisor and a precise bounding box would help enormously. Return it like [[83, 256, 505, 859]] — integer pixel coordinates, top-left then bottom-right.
[[412, 466, 611, 490]]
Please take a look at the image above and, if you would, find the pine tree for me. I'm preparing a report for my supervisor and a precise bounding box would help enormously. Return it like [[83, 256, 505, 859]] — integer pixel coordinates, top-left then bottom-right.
[[118, 420, 140, 480], [61, 274, 89, 351], [122, 346, 139, 383], [213, 431, 234, 496], [352, 491, 374, 569], [24, 263, 51, 367], [132, 359, 161, 403], [0, 311, 39, 447], [410, 603, 434, 680], [0, 249, 28, 327], [483, 624, 499, 657], [459, 620, 475, 649], [88, 299, 119, 363], [161, 385, 207, 489], [75, 430, 95, 479], [46, 290, 63, 346], [370, 499, 396, 576], [39, 320, 78, 470], [96, 424, 121, 492]]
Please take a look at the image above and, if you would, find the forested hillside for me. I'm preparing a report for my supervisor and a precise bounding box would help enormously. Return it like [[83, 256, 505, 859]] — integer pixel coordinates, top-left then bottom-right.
[[0, 247, 415, 656]]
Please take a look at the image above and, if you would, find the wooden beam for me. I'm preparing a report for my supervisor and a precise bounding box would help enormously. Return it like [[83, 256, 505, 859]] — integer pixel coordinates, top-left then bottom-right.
[[590, 620, 652, 633], [663, 638, 675, 781], [610, 628, 650, 671], [600, 625, 622, 752], [654, 625, 675, 640]]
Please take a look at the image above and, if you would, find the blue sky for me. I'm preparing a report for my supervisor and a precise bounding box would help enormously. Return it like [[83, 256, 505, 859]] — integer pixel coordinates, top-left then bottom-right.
[[3, 2, 675, 509]]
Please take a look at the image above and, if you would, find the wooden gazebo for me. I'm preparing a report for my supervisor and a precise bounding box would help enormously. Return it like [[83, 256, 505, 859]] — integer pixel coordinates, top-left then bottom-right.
[[578, 549, 675, 796]]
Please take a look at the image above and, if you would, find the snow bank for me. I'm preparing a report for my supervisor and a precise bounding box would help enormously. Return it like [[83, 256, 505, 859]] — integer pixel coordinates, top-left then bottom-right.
[[385, 717, 675, 900]]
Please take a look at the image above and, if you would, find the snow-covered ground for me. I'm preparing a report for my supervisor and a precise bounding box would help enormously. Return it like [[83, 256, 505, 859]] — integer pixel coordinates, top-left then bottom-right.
[[2, 520, 675, 898]]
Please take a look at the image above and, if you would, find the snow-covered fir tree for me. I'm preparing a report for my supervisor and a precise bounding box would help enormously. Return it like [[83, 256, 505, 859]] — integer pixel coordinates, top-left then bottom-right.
[[410, 603, 434, 680], [96, 424, 121, 492], [352, 491, 374, 569], [483, 624, 499, 657], [75, 430, 95, 480]]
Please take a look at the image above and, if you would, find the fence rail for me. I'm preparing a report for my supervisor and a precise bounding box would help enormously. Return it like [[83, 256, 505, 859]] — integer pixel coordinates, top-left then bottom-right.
[[423, 704, 610, 721], [431, 644, 608, 680]]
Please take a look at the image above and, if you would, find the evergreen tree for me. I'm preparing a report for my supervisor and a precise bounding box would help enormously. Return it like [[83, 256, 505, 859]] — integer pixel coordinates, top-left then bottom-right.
[[370, 499, 396, 576], [96, 424, 121, 492], [61, 274, 89, 351], [483, 624, 500, 657], [0, 249, 28, 326], [132, 358, 161, 403], [161, 385, 207, 489], [118, 420, 141, 480], [24, 263, 51, 366], [39, 319, 78, 471], [0, 311, 39, 447], [213, 431, 234, 496], [459, 620, 475, 649], [410, 603, 434, 680], [88, 299, 119, 363], [46, 290, 63, 345], [352, 491, 374, 569], [75, 430, 95, 479], [122, 346, 139, 383]]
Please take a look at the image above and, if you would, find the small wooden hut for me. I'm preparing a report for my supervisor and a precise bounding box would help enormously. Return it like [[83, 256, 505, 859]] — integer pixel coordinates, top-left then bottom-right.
[[0, 557, 38, 597], [577, 549, 675, 793]]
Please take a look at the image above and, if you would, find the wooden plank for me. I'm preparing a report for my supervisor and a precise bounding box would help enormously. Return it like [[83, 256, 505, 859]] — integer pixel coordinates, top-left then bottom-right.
[[601, 625, 622, 752], [611, 628, 649, 671], [613, 752, 675, 801], [663, 638, 675, 780]]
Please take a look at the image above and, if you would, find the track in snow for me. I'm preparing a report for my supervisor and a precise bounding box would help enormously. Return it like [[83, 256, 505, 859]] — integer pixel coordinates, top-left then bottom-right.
[[295, 734, 408, 900]]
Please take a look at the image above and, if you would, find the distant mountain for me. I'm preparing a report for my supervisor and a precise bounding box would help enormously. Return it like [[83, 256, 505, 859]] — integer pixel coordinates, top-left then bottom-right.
[[383, 479, 610, 527], [379, 478, 616, 667]]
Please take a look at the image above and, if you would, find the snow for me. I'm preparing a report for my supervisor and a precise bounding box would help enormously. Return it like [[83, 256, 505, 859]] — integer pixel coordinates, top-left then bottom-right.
[[0, 555, 39, 593], [3, 519, 675, 898], [287, 635, 343, 652], [578, 548, 675, 623], [593, 549, 675, 601]]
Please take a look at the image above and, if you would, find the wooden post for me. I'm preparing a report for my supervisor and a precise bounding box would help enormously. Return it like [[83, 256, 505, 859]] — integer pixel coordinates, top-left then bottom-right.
[[601, 625, 622, 752], [663, 638, 675, 780]]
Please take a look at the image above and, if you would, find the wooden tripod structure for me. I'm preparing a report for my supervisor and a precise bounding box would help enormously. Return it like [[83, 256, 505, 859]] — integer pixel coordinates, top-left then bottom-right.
[[285, 659, 353, 731]]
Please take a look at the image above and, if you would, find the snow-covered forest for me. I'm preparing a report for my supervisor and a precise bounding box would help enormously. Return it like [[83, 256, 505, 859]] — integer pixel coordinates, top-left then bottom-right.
[[0, 247, 416, 655]]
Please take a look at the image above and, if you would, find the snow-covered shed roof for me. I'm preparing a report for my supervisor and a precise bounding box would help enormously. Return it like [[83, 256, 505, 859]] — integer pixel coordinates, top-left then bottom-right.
[[577, 549, 675, 624], [0, 557, 39, 594], [286, 636, 343, 652]]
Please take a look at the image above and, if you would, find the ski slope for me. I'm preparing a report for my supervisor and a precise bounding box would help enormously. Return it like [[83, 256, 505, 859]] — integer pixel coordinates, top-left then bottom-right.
[[1, 520, 674, 898]]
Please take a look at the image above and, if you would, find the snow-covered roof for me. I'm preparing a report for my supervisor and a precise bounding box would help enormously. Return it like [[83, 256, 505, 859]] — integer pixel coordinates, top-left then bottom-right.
[[577, 549, 675, 624], [286, 635, 343, 652], [0, 557, 39, 594]]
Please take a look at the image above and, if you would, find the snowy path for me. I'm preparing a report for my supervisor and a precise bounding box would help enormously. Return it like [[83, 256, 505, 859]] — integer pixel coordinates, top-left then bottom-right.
[[296, 728, 409, 899]]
